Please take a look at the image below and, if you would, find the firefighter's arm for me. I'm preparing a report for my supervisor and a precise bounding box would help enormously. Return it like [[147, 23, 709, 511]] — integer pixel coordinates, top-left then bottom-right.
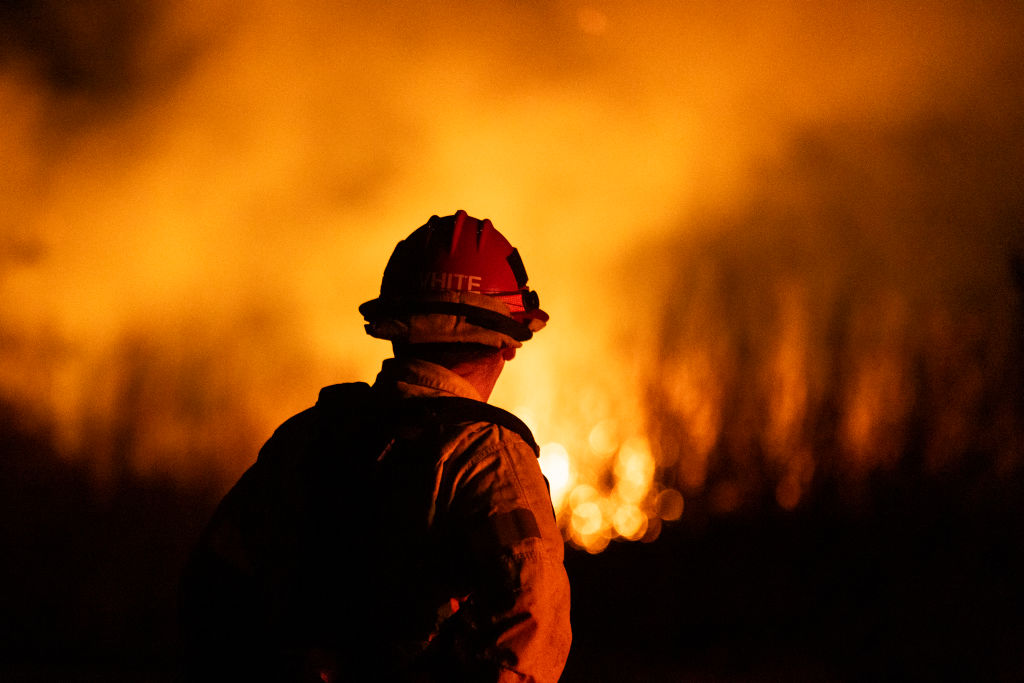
[[447, 430, 572, 682]]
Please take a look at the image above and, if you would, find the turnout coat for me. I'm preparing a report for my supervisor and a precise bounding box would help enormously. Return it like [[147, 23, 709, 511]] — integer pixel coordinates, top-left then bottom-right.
[[180, 358, 571, 682]]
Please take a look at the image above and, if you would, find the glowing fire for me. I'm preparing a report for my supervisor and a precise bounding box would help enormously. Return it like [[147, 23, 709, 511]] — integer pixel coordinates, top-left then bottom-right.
[[2, 1, 1022, 554]]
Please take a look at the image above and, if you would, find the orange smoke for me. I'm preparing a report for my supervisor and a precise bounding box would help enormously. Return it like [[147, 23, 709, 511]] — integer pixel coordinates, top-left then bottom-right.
[[2, 1, 1022, 552]]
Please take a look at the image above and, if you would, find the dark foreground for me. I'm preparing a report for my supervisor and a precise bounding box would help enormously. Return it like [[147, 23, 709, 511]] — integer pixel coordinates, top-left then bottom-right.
[[2, 408, 1022, 682]]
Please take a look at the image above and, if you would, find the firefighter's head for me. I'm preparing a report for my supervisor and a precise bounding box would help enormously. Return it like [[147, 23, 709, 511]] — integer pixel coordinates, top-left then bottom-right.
[[359, 210, 548, 350]]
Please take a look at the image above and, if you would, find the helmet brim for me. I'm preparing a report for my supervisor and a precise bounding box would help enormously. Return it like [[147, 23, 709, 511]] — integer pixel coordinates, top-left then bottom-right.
[[359, 290, 540, 347]]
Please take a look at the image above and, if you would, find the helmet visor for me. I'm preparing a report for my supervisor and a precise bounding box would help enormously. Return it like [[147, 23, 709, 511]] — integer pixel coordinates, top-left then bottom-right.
[[485, 288, 541, 315]]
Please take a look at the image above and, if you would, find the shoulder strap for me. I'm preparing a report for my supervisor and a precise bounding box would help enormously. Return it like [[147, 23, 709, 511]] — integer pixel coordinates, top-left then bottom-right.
[[316, 381, 373, 407], [315, 383, 539, 457], [398, 396, 540, 457]]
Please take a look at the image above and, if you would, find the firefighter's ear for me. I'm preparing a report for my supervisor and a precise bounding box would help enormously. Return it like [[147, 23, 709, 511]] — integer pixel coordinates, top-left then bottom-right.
[[501, 347, 517, 361]]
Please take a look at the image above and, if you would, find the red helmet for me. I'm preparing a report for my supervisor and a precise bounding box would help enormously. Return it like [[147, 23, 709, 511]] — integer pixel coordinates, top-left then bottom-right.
[[359, 210, 548, 348]]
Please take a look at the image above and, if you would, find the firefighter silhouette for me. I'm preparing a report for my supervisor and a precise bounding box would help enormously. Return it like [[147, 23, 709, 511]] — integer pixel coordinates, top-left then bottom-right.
[[181, 211, 571, 682]]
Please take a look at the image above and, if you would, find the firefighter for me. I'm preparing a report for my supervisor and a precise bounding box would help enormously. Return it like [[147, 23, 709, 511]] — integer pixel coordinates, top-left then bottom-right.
[[180, 211, 571, 682]]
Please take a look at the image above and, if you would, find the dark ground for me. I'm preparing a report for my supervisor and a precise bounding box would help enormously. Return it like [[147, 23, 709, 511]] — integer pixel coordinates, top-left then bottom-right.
[[561, 483, 1024, 682], [2, 401, 1022, 682]]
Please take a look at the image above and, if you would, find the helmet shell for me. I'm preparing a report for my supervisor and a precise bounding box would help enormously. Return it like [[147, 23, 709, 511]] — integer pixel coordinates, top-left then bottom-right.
[[381, 210, 521, 299], [360, 211, 548, 348]]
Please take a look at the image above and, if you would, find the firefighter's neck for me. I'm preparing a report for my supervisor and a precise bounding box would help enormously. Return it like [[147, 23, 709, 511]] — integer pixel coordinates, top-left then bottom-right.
[[449, 347, 516, 402]]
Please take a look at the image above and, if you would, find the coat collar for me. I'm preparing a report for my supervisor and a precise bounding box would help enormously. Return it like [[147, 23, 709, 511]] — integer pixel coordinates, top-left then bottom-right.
[[372, 357, 484, 402]]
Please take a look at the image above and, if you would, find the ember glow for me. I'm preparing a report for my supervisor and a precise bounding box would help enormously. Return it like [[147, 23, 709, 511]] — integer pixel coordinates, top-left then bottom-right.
[[2, 0, 1022, 555]]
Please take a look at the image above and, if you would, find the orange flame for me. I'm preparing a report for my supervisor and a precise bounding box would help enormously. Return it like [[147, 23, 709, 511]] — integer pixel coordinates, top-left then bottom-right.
[[2, 1, 1022, 554]]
